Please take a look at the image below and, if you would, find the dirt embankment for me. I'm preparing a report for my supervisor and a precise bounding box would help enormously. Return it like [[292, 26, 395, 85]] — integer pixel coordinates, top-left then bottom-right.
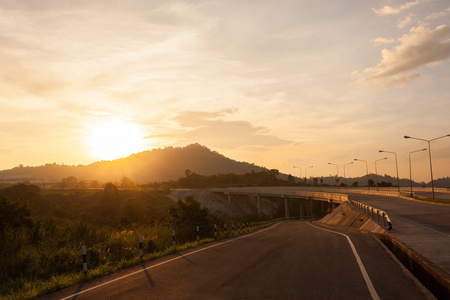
[[167, 189, 263, 218], [316, 202, 387, 235]]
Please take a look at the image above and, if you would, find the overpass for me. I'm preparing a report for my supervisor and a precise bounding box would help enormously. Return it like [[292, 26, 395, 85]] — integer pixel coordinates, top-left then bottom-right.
[[210, 186, 349, 219]]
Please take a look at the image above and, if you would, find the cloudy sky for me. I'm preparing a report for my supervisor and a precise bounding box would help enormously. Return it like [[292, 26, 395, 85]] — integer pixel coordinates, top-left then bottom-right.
[[1, 0, 449, 182]]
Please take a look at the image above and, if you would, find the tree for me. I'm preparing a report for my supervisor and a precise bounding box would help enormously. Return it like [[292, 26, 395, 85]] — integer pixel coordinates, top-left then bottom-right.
[[368, 179, 375, 187], [0, 196, 33, 232], [166, 196, 218, 243], [90, 180, 100, 188], [60, 176, 78, 188], [352, 181, 359, 187], [288, 174, 294, 183], [102, 182, 121, 216], [121, 176, 135, 188]]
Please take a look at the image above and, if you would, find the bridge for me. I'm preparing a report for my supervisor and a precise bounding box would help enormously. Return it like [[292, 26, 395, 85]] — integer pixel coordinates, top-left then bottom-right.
[[210, 187, 347, 220]]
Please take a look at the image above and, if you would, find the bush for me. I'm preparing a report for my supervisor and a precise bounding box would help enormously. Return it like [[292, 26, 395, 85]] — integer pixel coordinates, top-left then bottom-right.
[[166, 196, 220, 243]]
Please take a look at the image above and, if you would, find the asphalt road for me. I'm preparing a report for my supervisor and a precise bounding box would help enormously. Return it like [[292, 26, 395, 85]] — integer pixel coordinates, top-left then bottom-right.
[[347, 192, 450, 273], [40, 221, 431, 300]]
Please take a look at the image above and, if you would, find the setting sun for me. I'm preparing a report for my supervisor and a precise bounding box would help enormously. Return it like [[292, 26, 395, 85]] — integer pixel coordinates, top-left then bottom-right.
[[86, 118, 148, 161]]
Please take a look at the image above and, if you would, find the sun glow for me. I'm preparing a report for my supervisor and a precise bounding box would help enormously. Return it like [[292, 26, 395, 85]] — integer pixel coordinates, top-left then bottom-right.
[[86, 118, 148, 161]]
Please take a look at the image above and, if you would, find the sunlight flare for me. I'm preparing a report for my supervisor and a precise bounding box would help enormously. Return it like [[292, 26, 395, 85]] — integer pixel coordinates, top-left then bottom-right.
[[86, 118, 148, 161]]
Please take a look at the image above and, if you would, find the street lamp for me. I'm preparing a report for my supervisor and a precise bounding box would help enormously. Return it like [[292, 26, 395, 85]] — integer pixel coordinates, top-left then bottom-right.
[[375, 158, 388, 191], [293, 166, 302, 181], [343, 162, 353, 186], [305, 166, 313, 183], [404, 134, 450, 198], [354, 159, 369, 190], [408, 148, 427, 197], [328, 163, 339, 186], [379, 150, 400, 193]]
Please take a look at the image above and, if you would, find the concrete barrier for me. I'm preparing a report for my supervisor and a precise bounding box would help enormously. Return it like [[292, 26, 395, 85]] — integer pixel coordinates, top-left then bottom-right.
[[316, 202, 387, 235], [378, 234, 450, 299]]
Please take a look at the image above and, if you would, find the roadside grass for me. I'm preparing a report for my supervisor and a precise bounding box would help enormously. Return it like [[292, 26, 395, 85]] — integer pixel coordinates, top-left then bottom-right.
[[418, 197, 450, 205], [1, 225, 269, 300]]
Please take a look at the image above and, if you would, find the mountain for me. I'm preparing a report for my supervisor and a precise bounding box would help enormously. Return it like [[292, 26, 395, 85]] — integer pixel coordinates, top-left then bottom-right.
[[0, 144, 266, 184], [1, 143, 448, 187]]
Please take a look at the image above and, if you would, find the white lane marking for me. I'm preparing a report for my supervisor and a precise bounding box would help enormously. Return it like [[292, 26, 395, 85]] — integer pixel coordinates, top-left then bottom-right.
[[306, 222, 380, 300], [60, 223, 281, 300]]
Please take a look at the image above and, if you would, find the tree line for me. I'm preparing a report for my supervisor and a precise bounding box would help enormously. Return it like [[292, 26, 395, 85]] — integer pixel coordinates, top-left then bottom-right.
[[0, 183, 239, 299]]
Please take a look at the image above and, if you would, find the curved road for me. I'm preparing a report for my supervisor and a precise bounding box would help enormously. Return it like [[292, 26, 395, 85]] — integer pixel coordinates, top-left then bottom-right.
[[347, 192, 450, 274], [40, 221, 430, 300]]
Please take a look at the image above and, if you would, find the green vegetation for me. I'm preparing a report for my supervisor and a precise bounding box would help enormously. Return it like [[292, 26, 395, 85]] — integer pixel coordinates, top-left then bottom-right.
[[0, 183, 265, 300]]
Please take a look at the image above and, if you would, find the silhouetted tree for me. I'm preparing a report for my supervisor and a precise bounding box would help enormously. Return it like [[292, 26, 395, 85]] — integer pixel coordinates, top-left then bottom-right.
[[0, 196, 33, 232], [288, 174, 294, 183], [121, 176, 135, 188], [60, 176, 78, 188], [102, 182, 121, 216]]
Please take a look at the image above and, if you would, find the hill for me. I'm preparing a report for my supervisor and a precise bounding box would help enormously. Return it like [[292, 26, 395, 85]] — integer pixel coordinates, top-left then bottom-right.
[[0, 144, 266, 184], [1, 143, 448, 188]]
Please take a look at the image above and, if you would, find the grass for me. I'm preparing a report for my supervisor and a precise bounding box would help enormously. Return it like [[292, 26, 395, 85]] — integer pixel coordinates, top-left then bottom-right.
[[1, 224, 271, 300], [417, 197, 450, 205]]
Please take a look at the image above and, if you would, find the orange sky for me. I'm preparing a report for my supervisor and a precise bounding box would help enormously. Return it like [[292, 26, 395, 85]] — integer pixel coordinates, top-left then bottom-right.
[[1, 1, 449, 182]]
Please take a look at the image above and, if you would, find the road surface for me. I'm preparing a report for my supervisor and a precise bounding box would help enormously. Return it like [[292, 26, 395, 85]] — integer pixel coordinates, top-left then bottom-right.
[[347, 192, 450, 274], [40, 221, 431, 300]]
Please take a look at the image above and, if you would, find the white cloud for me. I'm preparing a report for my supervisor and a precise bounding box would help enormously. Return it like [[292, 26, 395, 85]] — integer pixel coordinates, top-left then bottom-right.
[[397, 14, 414, 29], [425, 7, 450, 20], [373, 0, 428, 16], [373, 37, 396, 45], [160, 109, 295, 150], [357, 24, 450, 87]]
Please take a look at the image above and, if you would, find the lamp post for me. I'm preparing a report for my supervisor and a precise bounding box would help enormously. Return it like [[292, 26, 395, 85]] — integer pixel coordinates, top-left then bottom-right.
[[343, 162, 353, 187], [404, 134, 450, 199], [305, 166, 313, 184], [354, 159, 369, 190], [328, 163, 339, 186], [375, 158, 387, 191], [379, 150, 400, 193], [293, 166, 302, 183], [409, 148, 427, 197]]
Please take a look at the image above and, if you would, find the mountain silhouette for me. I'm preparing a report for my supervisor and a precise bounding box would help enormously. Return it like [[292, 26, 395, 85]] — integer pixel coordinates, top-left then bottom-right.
[[0, 144, 266, 184], [1, 143, 449, 187]]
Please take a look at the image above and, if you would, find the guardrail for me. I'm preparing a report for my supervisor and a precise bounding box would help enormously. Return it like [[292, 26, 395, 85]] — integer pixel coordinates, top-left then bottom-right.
[[210, 187, 350, 203], [349, 199, 392, 231]]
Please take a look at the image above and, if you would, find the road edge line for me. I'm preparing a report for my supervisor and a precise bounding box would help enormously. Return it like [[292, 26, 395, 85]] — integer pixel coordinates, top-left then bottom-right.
[[306, 222, 380, 300], [59, 222, 281, 300]]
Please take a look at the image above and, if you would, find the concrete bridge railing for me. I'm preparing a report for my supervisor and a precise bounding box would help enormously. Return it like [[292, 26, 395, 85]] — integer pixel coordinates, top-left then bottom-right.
[[209, 187, 350, 219], [348, 199, 393, 230]]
